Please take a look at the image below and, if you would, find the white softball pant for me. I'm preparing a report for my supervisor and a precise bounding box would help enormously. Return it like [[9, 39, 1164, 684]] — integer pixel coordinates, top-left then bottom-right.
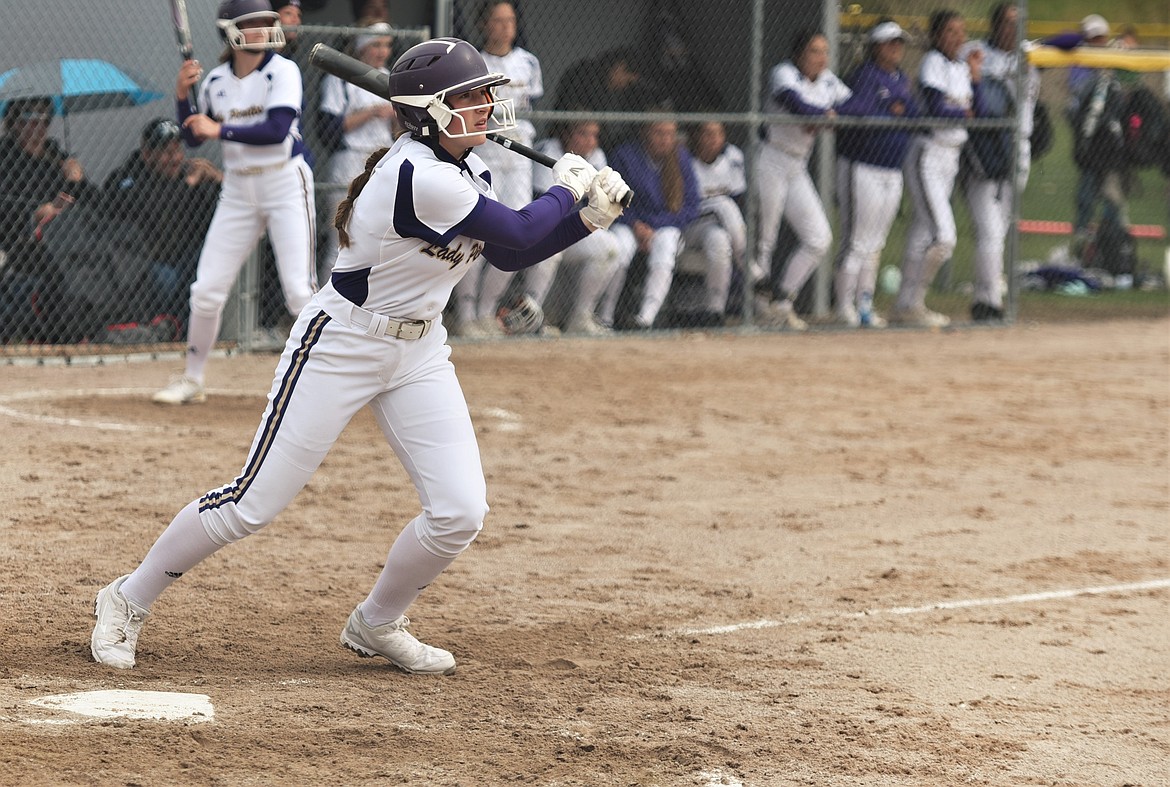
[[600, 223, 681, 327], [198, 284, 488, 560], [681, 213, 741, 314], [754, 144, 832, 299], [897, 137, 960, 312], [835, 157, 903, 312], [190, 157, 317, 318], [535, 227, 622, 326], [962, 141, 1031, 309]]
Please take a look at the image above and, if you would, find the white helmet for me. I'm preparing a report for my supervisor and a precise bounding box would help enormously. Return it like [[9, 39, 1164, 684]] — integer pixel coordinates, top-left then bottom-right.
[[216, 0, 286, 51]]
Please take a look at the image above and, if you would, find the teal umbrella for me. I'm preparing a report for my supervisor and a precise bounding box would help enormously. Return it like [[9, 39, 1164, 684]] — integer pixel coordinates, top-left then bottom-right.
[[0, 59, 163, 116], [0, 59, 163, 149]]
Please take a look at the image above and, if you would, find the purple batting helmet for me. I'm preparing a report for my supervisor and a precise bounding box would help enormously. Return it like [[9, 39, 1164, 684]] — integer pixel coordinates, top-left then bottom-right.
[[388, 37, 515, 139]]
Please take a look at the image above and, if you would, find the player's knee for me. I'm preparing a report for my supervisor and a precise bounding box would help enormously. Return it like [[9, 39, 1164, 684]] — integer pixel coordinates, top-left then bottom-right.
[[189, 282, 227, 317], [198, 499, 271, 545], [414, 492, 489, 559]]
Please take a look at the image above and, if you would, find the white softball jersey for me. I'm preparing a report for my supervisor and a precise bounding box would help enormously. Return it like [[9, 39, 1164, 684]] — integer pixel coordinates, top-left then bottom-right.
[[199, 53, 304, 171], [763, 62, 852, 160], [480, 46, 542, 146], [319, 70, 396, 155], [918, 50, 974, 148], [692, 143, 746, 202], [329, 134, 496, 320]]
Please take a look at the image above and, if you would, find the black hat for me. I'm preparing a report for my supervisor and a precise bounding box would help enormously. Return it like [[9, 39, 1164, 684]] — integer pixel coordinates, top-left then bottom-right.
[[142, 118, 182, 149]]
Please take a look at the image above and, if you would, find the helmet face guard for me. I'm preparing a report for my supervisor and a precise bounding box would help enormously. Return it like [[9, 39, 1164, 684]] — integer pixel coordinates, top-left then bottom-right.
[[392, 77, 516, 139], [388, 37, 518, 139], [218, 11, 286, 51]]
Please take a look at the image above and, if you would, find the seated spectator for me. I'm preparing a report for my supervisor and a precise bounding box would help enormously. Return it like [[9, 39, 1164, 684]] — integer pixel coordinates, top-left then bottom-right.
[[600, 118, 701, 330], [531, 119, 622, 335], [0, 97, 95, 254], [103, 118, 222, 321], [0, 97, 96, 342], [683, 120, 747, 326], [554, 48, 665, 152]]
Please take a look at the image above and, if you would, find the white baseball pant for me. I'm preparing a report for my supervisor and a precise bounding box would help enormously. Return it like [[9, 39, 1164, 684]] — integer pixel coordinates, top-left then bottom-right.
[[536, 228, 621, 327], [682, 215, 737, 313], [897, 137, 960, 313], [599, 224, 681, 327], [185, 157, 317, 380], [963, 140, 1031, 309], [835, 157, 903, 313], [754, 144, 832, 300]]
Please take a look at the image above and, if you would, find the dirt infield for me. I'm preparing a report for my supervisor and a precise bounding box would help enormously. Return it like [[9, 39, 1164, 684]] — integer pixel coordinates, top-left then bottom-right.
[[1, 318, 1167, 786]]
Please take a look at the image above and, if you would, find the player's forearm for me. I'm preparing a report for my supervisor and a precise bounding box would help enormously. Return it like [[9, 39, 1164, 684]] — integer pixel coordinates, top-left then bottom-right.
[[463, 187, 576, 250], [483, 212, 591, 271]]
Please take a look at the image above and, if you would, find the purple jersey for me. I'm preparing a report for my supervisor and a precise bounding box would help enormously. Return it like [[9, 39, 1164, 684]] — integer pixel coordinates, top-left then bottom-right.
[[837, 61, 919, 170]]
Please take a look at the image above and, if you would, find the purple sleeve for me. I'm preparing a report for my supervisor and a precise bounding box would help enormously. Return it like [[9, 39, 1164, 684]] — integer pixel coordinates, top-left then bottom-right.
[[482, 213, 592, 271], [775, 88, 829, 116], [219, 107, 297, 145], [1040, 32, 1086, 50], [971, 81, 988, 117], [922, 87, 969, 119], [177, 98, 200, 148], [836, 69, 880, 116], [460, 186, 578, 250]]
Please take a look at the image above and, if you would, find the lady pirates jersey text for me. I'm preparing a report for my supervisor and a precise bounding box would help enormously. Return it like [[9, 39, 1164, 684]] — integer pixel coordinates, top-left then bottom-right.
[[329, 135, 498, 321]]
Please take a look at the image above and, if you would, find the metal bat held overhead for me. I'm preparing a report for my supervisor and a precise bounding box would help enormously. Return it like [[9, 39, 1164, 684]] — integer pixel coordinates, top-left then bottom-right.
[[307, 43, 633, 208]]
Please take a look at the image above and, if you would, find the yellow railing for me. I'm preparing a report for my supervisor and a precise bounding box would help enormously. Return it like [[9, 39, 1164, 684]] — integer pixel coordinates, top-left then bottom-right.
[[838, 10, 1170, 44]]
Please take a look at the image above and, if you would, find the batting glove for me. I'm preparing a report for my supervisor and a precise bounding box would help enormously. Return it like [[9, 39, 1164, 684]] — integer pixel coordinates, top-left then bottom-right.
[[552, 153, 597, 202], [580, 167, 628, 230]]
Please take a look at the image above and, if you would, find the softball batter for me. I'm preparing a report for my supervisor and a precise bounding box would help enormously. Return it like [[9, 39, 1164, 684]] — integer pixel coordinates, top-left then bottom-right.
[[92, 37, 629, 675], [154, 0, 317, 405], [891, 10, 983, 328]]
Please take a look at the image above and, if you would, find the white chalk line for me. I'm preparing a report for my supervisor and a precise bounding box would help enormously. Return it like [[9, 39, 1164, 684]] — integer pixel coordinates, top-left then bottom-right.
[[0, 388, 261, 433], [674, 578, 1170, 637], [0, 389, 524, 434]]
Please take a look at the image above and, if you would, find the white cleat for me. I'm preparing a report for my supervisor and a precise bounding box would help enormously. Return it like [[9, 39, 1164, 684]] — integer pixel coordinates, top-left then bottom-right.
[[859, 310, 888, 329], [91, 575, 148, 669], [756, 296, 807, 331], [152, 375, 206, 405], [564, 312, 612, 336], [836, 305, 861, 327], [340, 609, 456, 675], [888, 307, 951, 328]]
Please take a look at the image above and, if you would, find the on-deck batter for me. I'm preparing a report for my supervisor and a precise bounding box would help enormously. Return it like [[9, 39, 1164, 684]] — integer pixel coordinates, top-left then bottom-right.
[[154, 0, 317, 405], [92, 37, 630, 675]]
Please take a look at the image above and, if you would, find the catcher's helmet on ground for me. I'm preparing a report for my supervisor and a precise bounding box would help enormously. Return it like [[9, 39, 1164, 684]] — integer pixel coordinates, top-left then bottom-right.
[[217, 0, 286, 51], [388, 37, 516, 139]]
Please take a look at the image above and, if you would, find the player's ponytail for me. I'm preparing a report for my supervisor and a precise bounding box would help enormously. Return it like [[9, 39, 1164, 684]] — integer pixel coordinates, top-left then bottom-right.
[[334, 147, 390, 248]]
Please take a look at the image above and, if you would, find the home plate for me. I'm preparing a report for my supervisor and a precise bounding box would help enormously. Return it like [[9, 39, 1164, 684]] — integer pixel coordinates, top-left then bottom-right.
[[26, 690, 214, 723]]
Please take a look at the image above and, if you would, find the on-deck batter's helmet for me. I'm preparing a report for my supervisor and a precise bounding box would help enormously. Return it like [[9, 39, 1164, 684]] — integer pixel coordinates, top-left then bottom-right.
[[388, 37, 516, 139], [217, 0, 286, 51]]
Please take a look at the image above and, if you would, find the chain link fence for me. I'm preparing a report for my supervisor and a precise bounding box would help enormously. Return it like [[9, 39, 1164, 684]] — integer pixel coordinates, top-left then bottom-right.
[[1, 0, 1167, 359]]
